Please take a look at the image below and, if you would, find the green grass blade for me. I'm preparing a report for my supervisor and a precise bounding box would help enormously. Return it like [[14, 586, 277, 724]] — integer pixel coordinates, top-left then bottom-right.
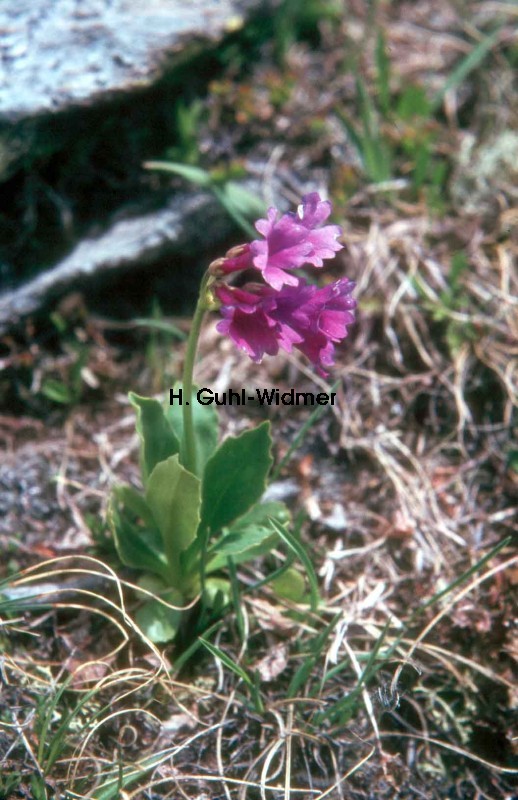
[[375, 30, 391, 117], [89, 750, 172, 799], [370, 536, 513, 672], [199, 637, 264, 712], [133, 318, 186, 339], [431, 28, 501, 112], [287, 611, 342, 698], [199, 637, 253, 687], [271, 380, 339, 480], [356, 77, 392, 181], [245, 553, 296, 593], [318, 620, 391, 727], [42, 683, 110, 773], [144, 162, 257, 237], [143, 160, 212, 186], [336, 109, 364, 160], [212, 185, 257, 238], [407, 535, 511, 620], [356, 77, 375, 137], [171, 619, 223, 675], [268, 518, 320, 612], [227, 556, 245, 642]]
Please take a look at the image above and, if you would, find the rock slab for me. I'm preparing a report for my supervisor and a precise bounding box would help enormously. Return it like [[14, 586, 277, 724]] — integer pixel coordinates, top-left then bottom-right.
[[0, 190, 236, 333], [0, 0, 257, 122]]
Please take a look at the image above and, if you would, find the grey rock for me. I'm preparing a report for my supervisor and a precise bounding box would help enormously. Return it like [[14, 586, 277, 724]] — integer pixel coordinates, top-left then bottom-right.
[[0, 0, 266, 330], [0, 0, 259, 123], [0, 190, 234, 333]]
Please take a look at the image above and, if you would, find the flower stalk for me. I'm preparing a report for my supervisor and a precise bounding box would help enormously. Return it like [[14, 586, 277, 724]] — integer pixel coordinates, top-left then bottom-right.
[[181, 192, 356, 471], [181, 273, 212, 475]]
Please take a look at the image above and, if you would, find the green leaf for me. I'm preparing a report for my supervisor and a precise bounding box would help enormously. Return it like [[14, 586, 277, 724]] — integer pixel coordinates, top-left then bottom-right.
[[129, 393, 179, 483], [271, 567, 305, 602], [203, 576, 232, 610], [145, 455, 201, 590], [135, 577, 184, 643], [238, 500, 291, 528], [200, 422, 273, 535], [136, 601, 181, 643], [208, 526, 275, 559], [136, 584, 183, 643], [109, 486, 169, 580], [206, 501, 289, 572], [167, 383, 219, 476]]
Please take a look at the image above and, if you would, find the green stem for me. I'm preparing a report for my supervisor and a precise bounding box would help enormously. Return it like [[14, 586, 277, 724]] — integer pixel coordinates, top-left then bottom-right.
[[181, 281, 208, 475]]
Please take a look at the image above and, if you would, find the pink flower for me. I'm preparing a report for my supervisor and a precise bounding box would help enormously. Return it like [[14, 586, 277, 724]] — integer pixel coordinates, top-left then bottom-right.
[[216, 278, 356, 376], [217, 193, 343, 290], [212, 192, 355, 375], [215, 284, 283, 361]]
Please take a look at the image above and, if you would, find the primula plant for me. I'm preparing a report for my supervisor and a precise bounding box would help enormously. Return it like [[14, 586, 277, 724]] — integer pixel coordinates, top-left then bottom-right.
[[109, 193, 356, 643]]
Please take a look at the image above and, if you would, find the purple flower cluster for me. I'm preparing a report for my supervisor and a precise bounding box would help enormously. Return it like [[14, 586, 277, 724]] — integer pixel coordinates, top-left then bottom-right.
[[213, 193, 356, 376]]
